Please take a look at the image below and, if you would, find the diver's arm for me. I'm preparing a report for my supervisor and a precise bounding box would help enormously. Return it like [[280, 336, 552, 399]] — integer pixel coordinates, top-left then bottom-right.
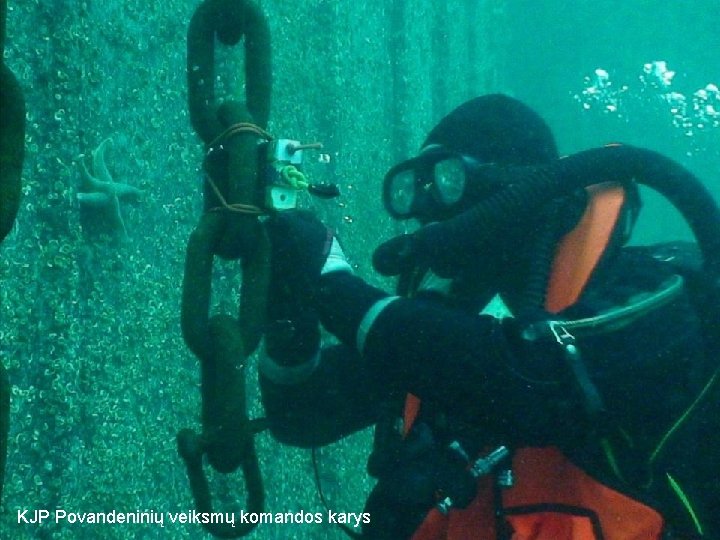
[[316, 271, 578, 440], [260, 210, 575, 444], [259, 212, 384, 447], [259, 342, 382, 448]]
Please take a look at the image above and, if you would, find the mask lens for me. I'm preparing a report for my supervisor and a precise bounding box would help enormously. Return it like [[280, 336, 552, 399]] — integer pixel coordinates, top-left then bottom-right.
[[433, 157, 466, 205], [388, 169, 417, 216]]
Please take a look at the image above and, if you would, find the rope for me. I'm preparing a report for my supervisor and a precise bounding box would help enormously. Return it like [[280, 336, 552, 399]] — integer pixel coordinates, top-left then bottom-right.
[[280, 165, 309, 189], [208, 122, 273, 150], [205, 175, 265, 215], [311, 448, 362, 539], [203, 123, 321, 214], [205, 122, 273, 215]]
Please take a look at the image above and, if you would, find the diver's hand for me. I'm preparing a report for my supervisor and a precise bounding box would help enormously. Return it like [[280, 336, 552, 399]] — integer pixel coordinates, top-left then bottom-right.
[[263, 210, 349, 376], [372, 223, 455, 279], [372, 233, 417, 277], [265, 210, 350, 313]]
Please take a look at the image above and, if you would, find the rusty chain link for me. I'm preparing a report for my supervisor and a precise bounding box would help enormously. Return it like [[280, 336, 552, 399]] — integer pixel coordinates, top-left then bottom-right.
[[179, 1, 272, 536]]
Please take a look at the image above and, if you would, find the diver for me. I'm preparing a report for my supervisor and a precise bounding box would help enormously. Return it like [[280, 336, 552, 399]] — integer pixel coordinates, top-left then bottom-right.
[[259, 94, 720, 539]]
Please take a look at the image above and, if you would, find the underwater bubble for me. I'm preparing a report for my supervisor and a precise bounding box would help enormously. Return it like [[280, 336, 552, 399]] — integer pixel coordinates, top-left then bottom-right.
[[594, 68, 609, 84]]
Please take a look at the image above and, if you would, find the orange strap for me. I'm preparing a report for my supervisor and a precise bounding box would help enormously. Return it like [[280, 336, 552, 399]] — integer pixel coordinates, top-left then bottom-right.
[[403, 393, 422, 438], [545, 183, 625, 313]]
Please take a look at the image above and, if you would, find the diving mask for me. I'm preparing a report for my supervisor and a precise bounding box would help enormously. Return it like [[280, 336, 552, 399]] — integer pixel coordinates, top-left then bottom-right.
[[382, 145, 501, 222]]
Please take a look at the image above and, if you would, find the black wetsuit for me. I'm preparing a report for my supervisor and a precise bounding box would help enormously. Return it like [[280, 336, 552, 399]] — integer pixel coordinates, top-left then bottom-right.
[[260, 246, 719, 539]]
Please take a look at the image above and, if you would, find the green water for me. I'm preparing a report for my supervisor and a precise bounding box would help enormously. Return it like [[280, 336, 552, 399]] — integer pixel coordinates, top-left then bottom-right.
[[1, 1, 718, 539]]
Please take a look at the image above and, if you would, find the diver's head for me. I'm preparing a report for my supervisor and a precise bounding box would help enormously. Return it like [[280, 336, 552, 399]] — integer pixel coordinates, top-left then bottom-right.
[[383, 94, 559, 224], [378, 95, 563, 309], [422, 94, 559, 165]]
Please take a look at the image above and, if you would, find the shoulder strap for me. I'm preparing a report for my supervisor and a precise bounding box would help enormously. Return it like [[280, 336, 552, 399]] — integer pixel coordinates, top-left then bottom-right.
[[546, 183, 625, 313]]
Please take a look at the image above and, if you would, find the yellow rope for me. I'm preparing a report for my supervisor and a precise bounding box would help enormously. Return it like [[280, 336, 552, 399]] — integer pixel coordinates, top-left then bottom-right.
[[279, 165, 309, 189], [650, 367, 719, 464], [666, 473, 704, 535]]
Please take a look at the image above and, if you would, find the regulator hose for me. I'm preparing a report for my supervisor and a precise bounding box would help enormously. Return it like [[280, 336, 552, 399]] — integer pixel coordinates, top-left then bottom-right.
[[404, 145, 720, 279]]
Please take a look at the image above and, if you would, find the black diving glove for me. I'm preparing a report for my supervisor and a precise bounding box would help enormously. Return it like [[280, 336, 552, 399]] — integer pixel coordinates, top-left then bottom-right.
[[372, 233, 418, 277], [265, 210, 334, 310], [373, 223, 457, 279], [264, 210, 351, 367]]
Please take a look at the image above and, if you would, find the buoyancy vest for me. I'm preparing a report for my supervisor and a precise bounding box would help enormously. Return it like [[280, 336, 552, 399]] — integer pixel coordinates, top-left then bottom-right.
[[411, 447, 663, 540], [407, 184, 667, 540]]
